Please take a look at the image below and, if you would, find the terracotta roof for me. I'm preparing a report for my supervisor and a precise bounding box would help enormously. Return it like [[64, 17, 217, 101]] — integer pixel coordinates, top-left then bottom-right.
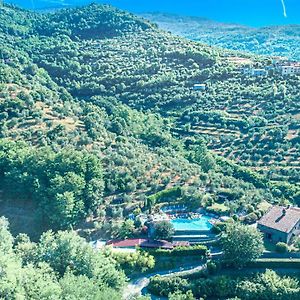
[[106, 238, 173, 249], [258, 206, 300, 233]]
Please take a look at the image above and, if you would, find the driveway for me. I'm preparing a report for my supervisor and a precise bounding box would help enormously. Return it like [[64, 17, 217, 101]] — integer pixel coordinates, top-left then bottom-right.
[[123, 262, 207, 299]]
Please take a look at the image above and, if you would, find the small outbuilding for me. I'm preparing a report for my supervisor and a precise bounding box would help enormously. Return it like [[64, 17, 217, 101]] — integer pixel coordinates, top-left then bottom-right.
[[257, 206, 300, 244], [193, 84, 206, 91], [280, 65, 300, 75], [106, 238, 174, 250]]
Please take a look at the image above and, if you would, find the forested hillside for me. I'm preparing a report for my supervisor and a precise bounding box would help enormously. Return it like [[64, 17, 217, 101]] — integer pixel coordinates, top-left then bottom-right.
[[24, 5, 300, 190], [0, 2, 300, 298], [142, 13, 300, 61], [0, 3, 299, 238]]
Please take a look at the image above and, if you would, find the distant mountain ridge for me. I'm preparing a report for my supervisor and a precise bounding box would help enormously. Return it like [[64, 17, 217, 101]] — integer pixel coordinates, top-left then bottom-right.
[[142, 13, 300, 61], [5, 0, 300, 27]]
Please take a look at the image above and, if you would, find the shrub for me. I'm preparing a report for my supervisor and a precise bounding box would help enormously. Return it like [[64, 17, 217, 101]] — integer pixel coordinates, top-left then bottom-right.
[[206, 203, 230, 215], [275, 242, 289, 253], [211, 221, 227, 234], [113, 250, 155, 273], [243, 212, 258, 224], [153, 221, 175, 240], [146, 187, 182, 207], [206, 261, 218, 274], [293, 237, 300, 250], [168, 290, 195, 300], [191, 276, 236, 298], [149, 245, 208, 257], [148, 276, 190, 297], [251, 258, 300, 269], [171, 245, 208, 256]]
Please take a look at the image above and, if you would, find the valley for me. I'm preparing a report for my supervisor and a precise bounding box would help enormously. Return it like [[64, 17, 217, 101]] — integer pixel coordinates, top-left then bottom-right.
[[0, 2, 299, 300]]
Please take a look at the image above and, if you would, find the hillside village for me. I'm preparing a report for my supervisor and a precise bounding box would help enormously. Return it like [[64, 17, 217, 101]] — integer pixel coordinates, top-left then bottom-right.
[[242, 58, 300, 77]]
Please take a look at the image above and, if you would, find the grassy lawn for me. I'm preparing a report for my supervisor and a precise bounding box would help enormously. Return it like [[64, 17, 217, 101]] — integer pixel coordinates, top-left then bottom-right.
[[257, 201, 272, 212], [207, 203, 230, 214]]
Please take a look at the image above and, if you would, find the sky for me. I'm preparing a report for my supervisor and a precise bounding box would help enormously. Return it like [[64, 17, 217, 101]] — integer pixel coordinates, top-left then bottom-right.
[[5, 0, 300, 27]]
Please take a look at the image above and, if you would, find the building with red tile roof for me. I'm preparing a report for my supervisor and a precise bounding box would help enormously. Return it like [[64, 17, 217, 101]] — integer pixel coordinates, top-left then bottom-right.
[[106, 238, 174, 249]]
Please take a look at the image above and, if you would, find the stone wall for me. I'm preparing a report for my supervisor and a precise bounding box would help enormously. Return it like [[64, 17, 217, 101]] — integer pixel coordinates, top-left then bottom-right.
[[257, 224, 288, 243]]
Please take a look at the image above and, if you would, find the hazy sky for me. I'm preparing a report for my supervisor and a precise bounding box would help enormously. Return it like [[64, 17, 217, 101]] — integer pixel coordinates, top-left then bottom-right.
[[6, 0, 300, 26]]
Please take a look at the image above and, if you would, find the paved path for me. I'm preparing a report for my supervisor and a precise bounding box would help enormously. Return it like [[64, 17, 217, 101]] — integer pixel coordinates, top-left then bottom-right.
[[123, 250, 223, 299], [122, 262, 207, 299], [122, 250, 300, 299]]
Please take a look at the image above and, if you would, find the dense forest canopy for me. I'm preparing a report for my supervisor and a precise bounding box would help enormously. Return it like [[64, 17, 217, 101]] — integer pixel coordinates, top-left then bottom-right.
[[0, 217, 125, 299]]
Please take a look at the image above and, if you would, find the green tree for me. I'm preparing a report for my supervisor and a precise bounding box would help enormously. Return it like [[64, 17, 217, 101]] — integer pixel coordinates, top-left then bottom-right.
[[118, 219, 135, 239], [169, 290, 195, 300], [153, 221, 175, 240], [52, 191, 84, 228], [221, 222, 264, 268], [237, 269, 300, 300], [0, 217, 14, 254], [187, 139, 215, 172], [60, 273, 121, 300], [36, 230, 126, 289], [18, 263, 62, 300]]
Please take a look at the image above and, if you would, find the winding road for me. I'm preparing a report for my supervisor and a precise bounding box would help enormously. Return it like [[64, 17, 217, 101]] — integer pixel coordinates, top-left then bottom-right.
[[122, 262, 207, 299], [122, 250, 300, 299]]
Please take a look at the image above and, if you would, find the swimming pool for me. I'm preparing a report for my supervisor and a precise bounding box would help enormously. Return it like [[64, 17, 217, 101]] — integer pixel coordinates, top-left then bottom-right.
[[171, 216, 213, 231]]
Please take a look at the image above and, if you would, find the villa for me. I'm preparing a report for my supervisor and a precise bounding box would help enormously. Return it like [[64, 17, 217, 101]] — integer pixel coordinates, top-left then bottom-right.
[[258, 206, 300, 244], [280, 64, 300, 76]]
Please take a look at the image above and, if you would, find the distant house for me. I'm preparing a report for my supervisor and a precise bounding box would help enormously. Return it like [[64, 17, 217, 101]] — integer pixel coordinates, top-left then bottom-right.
[[106, 238, 174, 250], [280, 65, 300, 76], [272, 56, 289, 65], [193, 84, 206, 91], [258, 206, 300, 244]]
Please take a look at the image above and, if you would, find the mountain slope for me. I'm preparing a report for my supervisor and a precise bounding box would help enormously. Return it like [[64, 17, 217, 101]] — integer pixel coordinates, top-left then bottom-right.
[[22, 5, 300, 188], [142, 13, 300, 61], [0, 3, 299, 238]]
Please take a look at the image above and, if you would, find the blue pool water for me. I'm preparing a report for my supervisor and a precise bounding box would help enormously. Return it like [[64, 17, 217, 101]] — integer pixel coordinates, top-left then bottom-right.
[[171, 216, 213, 231]]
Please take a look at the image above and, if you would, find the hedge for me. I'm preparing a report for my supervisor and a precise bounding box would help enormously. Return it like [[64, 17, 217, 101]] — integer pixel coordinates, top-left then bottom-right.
[[250, 258, 300, 269], [146, 244, 208, 257], [145, 186, 182, 207]]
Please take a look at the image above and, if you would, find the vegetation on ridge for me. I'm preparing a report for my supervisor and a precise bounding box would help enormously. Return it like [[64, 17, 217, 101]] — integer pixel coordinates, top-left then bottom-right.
[[1, 2, 292, 237], [0, 2, 300, 299]]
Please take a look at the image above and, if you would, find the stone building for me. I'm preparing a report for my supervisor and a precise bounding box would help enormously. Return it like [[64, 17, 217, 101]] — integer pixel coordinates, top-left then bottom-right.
[[257, 206, 300, 244]]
